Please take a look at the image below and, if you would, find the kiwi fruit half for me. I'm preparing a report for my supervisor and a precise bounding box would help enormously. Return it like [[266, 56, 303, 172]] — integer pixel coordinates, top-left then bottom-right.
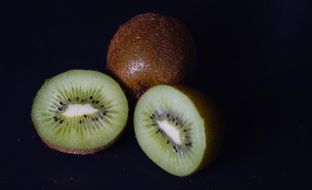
[[31, 70, 128, 154], [107, 13, 196, 98], [134, 85, 222, 176]]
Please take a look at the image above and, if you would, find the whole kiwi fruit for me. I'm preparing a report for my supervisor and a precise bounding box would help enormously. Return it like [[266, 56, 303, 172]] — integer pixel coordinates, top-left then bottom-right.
[[107, 13, 196, 98]]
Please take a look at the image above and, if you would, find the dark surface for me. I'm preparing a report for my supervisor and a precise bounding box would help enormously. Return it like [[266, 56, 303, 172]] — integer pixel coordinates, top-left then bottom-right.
[[5, 0, 311, 189]]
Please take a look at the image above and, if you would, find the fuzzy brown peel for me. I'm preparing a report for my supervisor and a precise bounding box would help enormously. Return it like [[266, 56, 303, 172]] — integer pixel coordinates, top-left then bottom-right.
[[107, 13, 196, 98], [172, 85, 223, 176]]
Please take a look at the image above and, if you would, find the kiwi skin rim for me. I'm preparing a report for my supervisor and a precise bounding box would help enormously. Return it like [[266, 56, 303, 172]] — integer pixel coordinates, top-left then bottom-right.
[[31, 115, 128, 155], [172, 85, 223, 176]]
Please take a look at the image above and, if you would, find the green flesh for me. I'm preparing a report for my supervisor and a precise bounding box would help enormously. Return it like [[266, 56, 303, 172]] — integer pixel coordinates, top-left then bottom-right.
[[134, 85, 206, 176], [31, 70, 128, 152]]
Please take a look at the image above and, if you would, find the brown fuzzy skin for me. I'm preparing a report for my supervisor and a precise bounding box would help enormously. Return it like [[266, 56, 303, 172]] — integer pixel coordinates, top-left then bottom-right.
[[40, 133, 124, 155], [107, 13, 196, 98], [31, 116, 127, 155], [41, 138, 110, 155], [173, 86, 223, 176]]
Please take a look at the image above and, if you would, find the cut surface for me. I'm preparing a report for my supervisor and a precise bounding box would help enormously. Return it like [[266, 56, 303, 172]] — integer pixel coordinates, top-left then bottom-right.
[[31, 70, 128, 154], [63, 104, 98, 117], [134, 85, 207, 176], [156, 120, 182, 145]]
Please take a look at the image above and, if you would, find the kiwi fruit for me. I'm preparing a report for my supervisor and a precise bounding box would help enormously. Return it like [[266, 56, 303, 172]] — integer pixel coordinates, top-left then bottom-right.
[[134, 85, 222, 176], [31, 70, 128, 154], [107, 13, 196, 98]]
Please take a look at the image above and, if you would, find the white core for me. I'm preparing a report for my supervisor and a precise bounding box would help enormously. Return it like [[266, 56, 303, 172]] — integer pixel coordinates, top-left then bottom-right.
[[62, 104, 98, 117], [156, 120, 182, 145]]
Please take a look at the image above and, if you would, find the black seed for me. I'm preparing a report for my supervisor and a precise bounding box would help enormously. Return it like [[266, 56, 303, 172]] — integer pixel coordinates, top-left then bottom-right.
[[173, 146, 178, 152], [167, 113, 170, 118], [59, 101, 64, 105], [92, 118, 95, 121], [156, 129, 160, 134], [83, 114, 87, 118], [81, 99, 84, 103], [100, 105, 104, 108], [58, 107, 62, 111], [92, 100, 95, 104], [102, 111, 107, 115], [79, 120, 82, 124], [152, 113, 155, 117], [53, 116, 58, 122], [172, 118, 175, 122], [183, 129, 187, 132], [59, 120, 64, 124], [68, 98, 71, 102], [95, 100, 99, 104], [95, 118, 98, 121], [76, 97, 79, 100], [167, 140, 170, 144], [176, 122, 179, 125], [150, 116, 153, 119], [89, 96, 93, 100]]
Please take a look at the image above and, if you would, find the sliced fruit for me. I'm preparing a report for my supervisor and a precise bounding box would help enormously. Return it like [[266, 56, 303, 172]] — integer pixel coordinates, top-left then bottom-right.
[[31, 70, 128, 154], [134, 85, 222, 176]]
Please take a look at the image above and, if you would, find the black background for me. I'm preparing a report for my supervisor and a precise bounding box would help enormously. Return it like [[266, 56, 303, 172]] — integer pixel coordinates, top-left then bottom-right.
[[5, 0, 311, 189]]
